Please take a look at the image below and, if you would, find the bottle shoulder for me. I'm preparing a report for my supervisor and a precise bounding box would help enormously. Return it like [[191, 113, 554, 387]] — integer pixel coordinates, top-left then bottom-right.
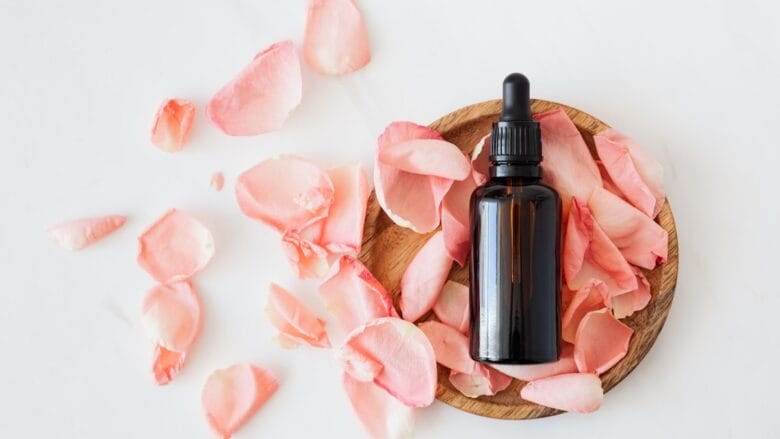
[[472, 179, 560, 201]]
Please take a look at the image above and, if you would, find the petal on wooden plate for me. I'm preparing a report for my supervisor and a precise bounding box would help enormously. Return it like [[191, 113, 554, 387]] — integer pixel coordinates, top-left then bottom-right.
[[320, 163, 370, 254], [432, 280, 469, 333], [441, 172, 477, 266], [303, 0, 371, 75], [377, 139, 471, 180], [611, 267, 651, 319], [150, 98, 196, 152], [520, 373, 603, 413], [574, 309, 633, 375], [417, 320, 476, 374], [448, 364, 512, 398], [342, 373, 415, 439], [48, 215, 126, 250], [561, 279, 609, 343], [493, 343, 577, 381], [400, 231, 453, 322], [266, 283, 330, 348]]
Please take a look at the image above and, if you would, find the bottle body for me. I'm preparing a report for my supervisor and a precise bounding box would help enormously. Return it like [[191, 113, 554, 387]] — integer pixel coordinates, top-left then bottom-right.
[[469, 176, 561, 364]]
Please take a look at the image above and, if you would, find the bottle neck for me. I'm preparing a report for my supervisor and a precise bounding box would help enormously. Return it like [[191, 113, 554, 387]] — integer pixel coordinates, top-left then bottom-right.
[[490, 162, 542, 180]]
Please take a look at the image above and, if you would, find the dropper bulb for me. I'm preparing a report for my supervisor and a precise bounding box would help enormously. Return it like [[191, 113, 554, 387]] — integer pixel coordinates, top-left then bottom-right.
[[500, 73, 532, 122]]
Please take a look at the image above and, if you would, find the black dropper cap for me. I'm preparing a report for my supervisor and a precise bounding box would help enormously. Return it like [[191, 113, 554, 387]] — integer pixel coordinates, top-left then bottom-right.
[[490, 73, 542, 165]]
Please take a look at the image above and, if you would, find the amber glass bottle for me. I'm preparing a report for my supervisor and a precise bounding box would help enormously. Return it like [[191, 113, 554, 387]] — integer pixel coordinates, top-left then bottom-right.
[[469, 73, 561, 364]]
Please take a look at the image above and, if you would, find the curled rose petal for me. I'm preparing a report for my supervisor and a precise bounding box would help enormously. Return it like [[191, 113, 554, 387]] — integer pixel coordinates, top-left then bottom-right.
[[320, 163, 370, 254], [210, 172, 224, 191], [266, 283, 331, 348], [235, 156, 335, 233], [281, 230, 329, 279], [574, 309, 633, 375], [400, 231, 453, 322], [594, 128, 665, 218], [137, 209, 214, 283], [342, 373, 415, 439], [337, 343, 384, 382], [48, 215, 126, 250], [564, 198, 637, 297], [588, 187, 668, 270], [150, 98, 196, 152], [493, 343, 577, 381], [561, 279, 609, 343], [520, 373, 603, 413], [470, 134, 491, 185], [418, 321, 476, 374], [377, 139, 471, 180], [202, 364, 279, 438], [317, 255, 398, 333], [432, 280, 469, 333], [449, 365, 512, 398], [340, 317, 437, 407], [611, 267, 651, 319], [140, 281, 202, 385], [303, 0, 371, 76], [441, 172, 477, 266], [207, 40, 302, 136]]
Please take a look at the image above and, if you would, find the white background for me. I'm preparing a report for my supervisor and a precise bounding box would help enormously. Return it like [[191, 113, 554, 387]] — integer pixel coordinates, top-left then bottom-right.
[[1, 0, 779, 437]]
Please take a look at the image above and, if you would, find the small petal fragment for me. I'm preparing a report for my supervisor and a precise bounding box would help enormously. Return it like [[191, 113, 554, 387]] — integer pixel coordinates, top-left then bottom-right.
[[449, 365, 512, 398], [137, 209, 214, 283], [266, 283, 331, 348], [561, 279, 609, 343], [343, 373, 415, 439], [207, 40, 302, 136], [520, 373, 603, 413], [48, 215, 126, 250], [235, 156, 335, 233], [303, 0, 371, 76], [202, 364, 279, 438], [320, 163, 370, 253], [340, 317, 437, 407], [574, 309, 633, 375], [400, 231, 453, 322], [150, 98, 196, 152], [317, 255, 398, 333], [493, 344, 577, 381], [418, 321, 476, 374], [210, 172, 225, 191], [611, 268, 652, 319], [432, 281, 470, 333], [281, 230, 329, 279]]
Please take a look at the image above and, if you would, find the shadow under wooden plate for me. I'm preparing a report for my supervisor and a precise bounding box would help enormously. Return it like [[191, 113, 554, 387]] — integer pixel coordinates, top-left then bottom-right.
[[358, 99, 679, 420]]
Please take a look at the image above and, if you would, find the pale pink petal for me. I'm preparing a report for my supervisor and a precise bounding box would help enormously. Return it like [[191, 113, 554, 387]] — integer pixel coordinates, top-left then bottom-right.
[[564, 198, 637, 296], [210, 172, 225, 191], [611, 267, 651, 319], [317, 255, 398, 333], [235, 155, 335, 233], [266, 283, 330, 348], [417, 321, 477, 374], [337, 343, 384, 382], [441, 174, 477, 266], [48, 215, 126, 250], [595, 128, 665, 218], [432, 280, 469, 333], [597, 161, 627, 200], [137, 209, 214, 283], [448, 364, 512, 398], [588, 187, 668, 269], [202, 364, 279, 438], [561, 279, 609, 343], [377, 139, 471, 180], [207, 40, 302, 136], [534, 109, 602, 220], [140, 281, 202, 385], [574, 309, 633, 375], [150, 98, 196, 152], [400, 231, 453, 322], [340, 317, 437, 407], [320, 163, 370, 253], [470, 134, 491, 185], [520, 373, 603, 413], [342, 373, 415, 439], [280, 230, 330, 279], [493, 343, 577, 381], [303, 0, 371, 76]]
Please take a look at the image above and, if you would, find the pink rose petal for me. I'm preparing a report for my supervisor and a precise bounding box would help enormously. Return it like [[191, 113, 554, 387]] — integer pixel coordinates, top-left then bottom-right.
[[303, 0, 371, 76], [377, 139, 471, 180], [594, 128, 665, 218], [432, 280, 470, 333], [338, 343, 384, 382], [611, 267, 651, 319], [342, 373, 415, 439], [400, 231, 453, 322], [561, 279, 609, 343], [48, 215, 126, 250], [441, 172, 477, 266], [418, 320, 477, 374], [493, 343, 577, 381], [235, 156, 335, 233], [574, 309, 633, 375], [207, 40, 302, 136], [588, 187, 668, 270], [210, 172, 224, 191], [470, 134, 491, 185], [281, 230, 330, 279], [140, 281, 202, 385], [520, 373, 603, 413], [320, 163, 370, 254], [150, 98, 196, 152], [137, 209, 214, 283], [317, 255, 398, 333], [448, 365, 512, 398], [202, 364, 279, 438], [340, 317, 437, 407], [266, 283, 331, 348]]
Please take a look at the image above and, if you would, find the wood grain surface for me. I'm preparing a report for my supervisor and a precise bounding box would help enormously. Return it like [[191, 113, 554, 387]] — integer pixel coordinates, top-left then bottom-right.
[[358, 99, 679, 420]]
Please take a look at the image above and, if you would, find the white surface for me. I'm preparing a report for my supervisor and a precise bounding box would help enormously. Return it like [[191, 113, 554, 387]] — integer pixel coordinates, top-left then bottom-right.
[[1, 0, 779, 437]]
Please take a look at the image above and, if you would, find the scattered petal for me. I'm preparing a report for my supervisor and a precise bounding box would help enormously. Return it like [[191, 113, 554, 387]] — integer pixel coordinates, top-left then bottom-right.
[[281, 230, 330, 279], [611, 267, 651, 319], [317, 255, 398, 333], [303, 0, 371, 75], [235, 155, 335, 233], [210, 172, 225, 191], [202, 364, 279, 438], [340, 317, 437, 407], [342, 373, 415, 439], [137, 209, 214, 283], [338, 343, 384, 382], [48, 215, 126, 250], [207, 40, 302, 136], [418, 321, 476, 374], [493, 343, 577, 381], [441, 173, 477, 266], [561, 279, 609, 343], [320, 163, 370, 253], [432, 280, 469, 333], [140, 281, 202, 384], [574, 309, 633, 375], [520, 373, 603, 413], [400, 231, 453, 322], [150, 98, 196, 152], [449, 364, 512, 398], [266, 283, 331, 348]]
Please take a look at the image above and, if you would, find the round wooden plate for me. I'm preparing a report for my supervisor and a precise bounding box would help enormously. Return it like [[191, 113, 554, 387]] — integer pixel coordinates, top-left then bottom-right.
[[358, 99, 679, 420]]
